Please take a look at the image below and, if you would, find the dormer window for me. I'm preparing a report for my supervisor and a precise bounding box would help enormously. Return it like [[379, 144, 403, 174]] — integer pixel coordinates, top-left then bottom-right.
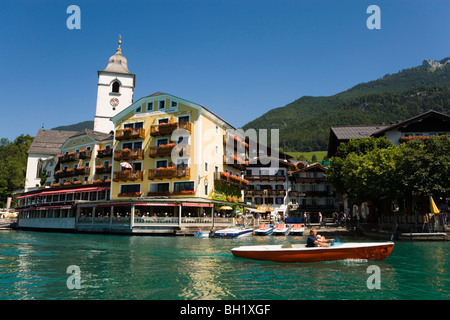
[[112, 81, 120, 93]]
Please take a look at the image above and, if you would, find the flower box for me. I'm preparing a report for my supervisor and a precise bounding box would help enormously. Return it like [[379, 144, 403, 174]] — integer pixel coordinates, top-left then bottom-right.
[[118, 192, 142, 197]]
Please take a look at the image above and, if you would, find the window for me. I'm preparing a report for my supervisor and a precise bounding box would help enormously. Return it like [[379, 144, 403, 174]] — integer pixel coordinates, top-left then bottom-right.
[[112, 81, 120, 93], [204, 184, 208, 196], [174, 181, 194, 192], [158, 118, 169, 124], [159, 100, 165, 109], [215, 145, 219, 155], [156, 160, 168, 168], [157, 138, 169, 146], [147, 102, 153, 111], [204, 162, 208, 172], [178, 115, 189, 123], [216, 125, 219, 134], [215, 166, 219, 173], [171, 101, 178, 108], [177, 159, 188, 168], [275, 198, 283, 205], [120, 184, 140, 194], [157, 183, 170, 192]]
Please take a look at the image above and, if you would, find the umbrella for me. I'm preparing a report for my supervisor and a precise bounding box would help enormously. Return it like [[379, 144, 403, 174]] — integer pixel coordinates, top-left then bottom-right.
[[120, 162, 133, 169], [430, 196, 440, 214], [219, 206, 233, 210]]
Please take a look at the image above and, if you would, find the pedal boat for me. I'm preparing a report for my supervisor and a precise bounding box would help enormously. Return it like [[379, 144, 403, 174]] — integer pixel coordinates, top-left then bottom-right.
[[272, 223, 291, 236], [289, 224, 305, 236], [254, 224, 275, 236], [231, 242, 394, 263]]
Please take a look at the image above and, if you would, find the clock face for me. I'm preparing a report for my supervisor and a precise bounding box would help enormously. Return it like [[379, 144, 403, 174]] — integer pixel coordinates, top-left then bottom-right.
[[110, 98, 119, 107]]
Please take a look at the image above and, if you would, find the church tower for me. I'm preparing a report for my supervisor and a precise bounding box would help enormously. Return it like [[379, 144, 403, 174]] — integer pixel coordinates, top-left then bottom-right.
[[94, 38, 135, 133]]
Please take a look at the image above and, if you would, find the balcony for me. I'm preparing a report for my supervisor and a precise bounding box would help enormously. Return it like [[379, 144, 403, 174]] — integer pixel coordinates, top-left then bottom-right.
[[148, 167, 191, 180], [78, 150, 92, 159], [288, 191, 306, 197], [57, 150, 92, 163], [223, 154, 248, 170], [97, 148, 113, 158], [148, 143, 190, 158], [95, 164, 112, 174], [54, 168, 75, 178], [223, 132, 248, 150], [114, 148, 144, 161], [293, 177, 325, 184], [214, 172, 248, 188], [150, 121, 192, 137], [245, 189, 286, 197], [113, 170, 143, 182], [74, 166, 90, 175], [115, 128, 145, 141], [244, 174, 286, 182]]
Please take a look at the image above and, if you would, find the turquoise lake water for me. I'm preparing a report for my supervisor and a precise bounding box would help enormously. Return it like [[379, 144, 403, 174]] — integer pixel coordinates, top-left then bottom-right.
[[0, 230, 448, 300]]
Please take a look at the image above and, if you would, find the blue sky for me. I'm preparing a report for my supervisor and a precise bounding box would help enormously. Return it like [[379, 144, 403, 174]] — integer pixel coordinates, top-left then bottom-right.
[[1, 0, 450, 141]]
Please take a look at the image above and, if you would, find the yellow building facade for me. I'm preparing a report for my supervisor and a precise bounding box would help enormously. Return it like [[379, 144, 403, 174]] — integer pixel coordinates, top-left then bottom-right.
[[110, 92, 247, 202]]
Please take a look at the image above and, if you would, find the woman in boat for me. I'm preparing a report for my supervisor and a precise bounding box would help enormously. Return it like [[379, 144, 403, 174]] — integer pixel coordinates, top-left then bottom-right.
[[306, 229, 334, 247]]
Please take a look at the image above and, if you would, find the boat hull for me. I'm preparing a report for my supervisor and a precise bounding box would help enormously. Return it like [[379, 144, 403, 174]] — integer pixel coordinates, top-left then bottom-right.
[[232, 242, 394, 263], [254, 227, 274, 236], [214, 228, 254, 238]]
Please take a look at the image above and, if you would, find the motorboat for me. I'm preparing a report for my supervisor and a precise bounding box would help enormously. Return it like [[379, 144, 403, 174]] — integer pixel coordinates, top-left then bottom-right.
[[194, 228, 210, 238], [214, 225, 254, 238], [272, 223, 291, 236], [231, 241, 394, 263], [289, 224, 305, 236], [254, 224, 275, 236]]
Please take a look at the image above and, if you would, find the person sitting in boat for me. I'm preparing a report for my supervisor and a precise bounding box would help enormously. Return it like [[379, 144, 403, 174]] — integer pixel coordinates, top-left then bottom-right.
[[306, 229, 334, 247]]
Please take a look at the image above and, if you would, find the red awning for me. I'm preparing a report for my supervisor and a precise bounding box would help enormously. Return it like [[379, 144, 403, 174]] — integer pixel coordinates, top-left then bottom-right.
[[182, 203, 214, 207], [17, 186, 110, 199], [36, 205, 72, 210], [135, 203, 179, 207]]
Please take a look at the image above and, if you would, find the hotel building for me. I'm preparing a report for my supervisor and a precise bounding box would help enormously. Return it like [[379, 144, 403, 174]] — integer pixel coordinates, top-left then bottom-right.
[[16, 41, 250, 235]]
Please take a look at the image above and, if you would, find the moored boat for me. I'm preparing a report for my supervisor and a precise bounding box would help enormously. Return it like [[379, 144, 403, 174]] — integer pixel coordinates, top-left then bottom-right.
[[194, 228, 210, 238], [254, 224, 275, 236], [289, 224, 305, 236], [214, 225, 254, 238], [231, 242, 394, 263], [272, 223, 291, 236]]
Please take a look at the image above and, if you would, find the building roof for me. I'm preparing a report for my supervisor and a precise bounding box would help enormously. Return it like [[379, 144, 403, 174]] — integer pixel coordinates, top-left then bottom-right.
[[69, 129, 113, 141], [330, 125, 390, 141], [372, 110, 450, 137], [28, 129, 77, 155], [102, 42, 131, 75]]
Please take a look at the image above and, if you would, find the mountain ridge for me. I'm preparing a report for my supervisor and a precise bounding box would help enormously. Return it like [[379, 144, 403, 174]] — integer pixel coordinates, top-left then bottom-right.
[[242, 58, 450, 151]]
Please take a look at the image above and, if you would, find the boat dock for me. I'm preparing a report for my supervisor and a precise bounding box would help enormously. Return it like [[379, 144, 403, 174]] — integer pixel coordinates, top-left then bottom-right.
[[0, 219, 17, 230]]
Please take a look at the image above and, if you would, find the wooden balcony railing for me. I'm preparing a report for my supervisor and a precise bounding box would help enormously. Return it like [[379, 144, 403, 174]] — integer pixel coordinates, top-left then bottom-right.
[[57, 150, 92, 163], [95, 164, 112, 174], [97, 148, 113, 158], [150, 122, 192, 136], [214, 172, 248, 188], [244, 174, 286, 182], [223, 154, 248, 170], [116, 128, 145, 140], [148, 167, 191, 180], [114, 148, 144, 161], [113, 170, 143, 182]]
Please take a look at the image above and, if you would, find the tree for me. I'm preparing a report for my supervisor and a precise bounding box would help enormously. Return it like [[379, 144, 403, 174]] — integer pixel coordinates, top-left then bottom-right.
[[0, 135, 34, 207]]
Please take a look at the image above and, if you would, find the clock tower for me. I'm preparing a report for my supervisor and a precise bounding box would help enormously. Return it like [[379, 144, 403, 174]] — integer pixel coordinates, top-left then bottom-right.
[[94, 39, 135, 133]]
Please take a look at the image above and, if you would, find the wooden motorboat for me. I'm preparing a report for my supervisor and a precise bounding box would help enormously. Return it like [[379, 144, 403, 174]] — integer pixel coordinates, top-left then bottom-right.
[[289, 224, 305, 236], [231, 242, 394, 263], [272, 223, 291, 236], [254, 224, 275, 236], [214, 225, 254, 238]]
